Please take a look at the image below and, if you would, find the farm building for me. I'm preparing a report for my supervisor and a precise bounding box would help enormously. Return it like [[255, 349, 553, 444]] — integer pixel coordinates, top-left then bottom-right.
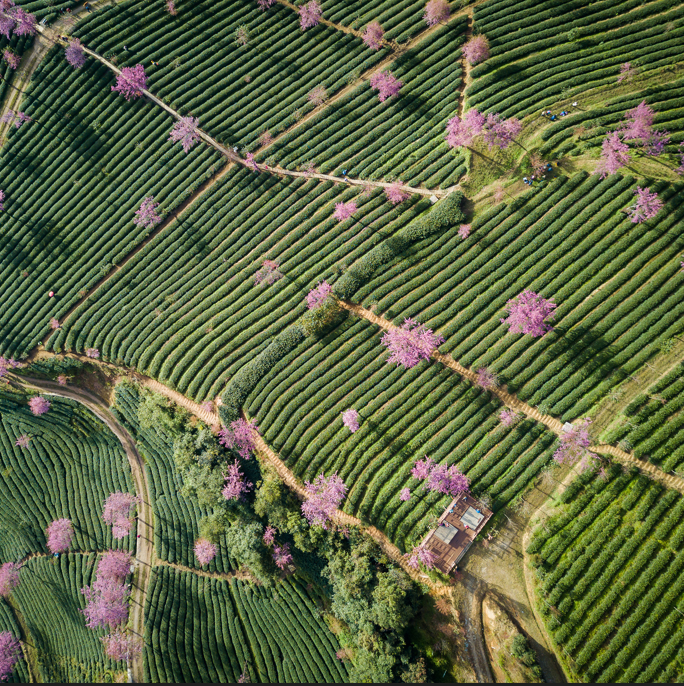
[[421, 494, 493, 574]]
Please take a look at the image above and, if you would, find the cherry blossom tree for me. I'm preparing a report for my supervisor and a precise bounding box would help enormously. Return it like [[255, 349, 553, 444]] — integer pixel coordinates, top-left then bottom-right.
[[65, 39, 86, 69], [46, 519, 73, 554], [411, 456, 434, 480], [111, 64, 148, 101], [306, 281, 332, 310], [169, 116, 200, 153], [475, 367, 498, 389], [28, 396, 50, 416], [399, 487, 411, 501], [245, 152, 259, 171], [501, 290, 556, 337], [423, 0, 449, 26], [626, 186, 663, 224], [81, 576, 130, 629], [0, 632, 21, 682], [301, 472, 347, 529], [8, 6, 34, 35], [458, 224, 471, 239], [482, 113, 522, 150], [2, 49, 19, 70], [619, 100, 654, 142], [369, 70, 403, 102], [499, 409, 520, 428], [307, 85, 327, 107], [299, 0, 322, 30], [257, 0, 275, 9], [0, 15, 13, 39], [57, 375, 67, 386], [0, 563, 20, 598], [595, 132, 630, 178], [222, 460, 253, 501], [333, 201, 357, 221], [85, 348, 100, 359], [133, 196, 162, 229], [263, 525, 276, 547], [463, 35, 489, 65], [0, 190, 4, 212], [405, 544, 437, 570], [259, 130, 274, 147], [385, 184, 410, 205], [529, 153, 547, 177], [49, 317, 60, 330], [677, 142, 684, 176], [218, 418, 259, 459], [254, 259, 283, 286], [97, 550, 133, 582], [553, 418, 596, 471], [272, 543, 293, 570], [341, 408, 360, 433], [101, 629, 142, 663], [425, 463, 470, 497], [194, 538, 217, 566], [617, 62, 637, 83], [0, 110, 30, 128], [235, 25, 250, 47], [381, 318, 444, 368], [166, 0, 177, 15], [446, 108, 485, 149], [362, 21, 384, 50], [14, 435, 30, 448], [102, 492, 139, 539]]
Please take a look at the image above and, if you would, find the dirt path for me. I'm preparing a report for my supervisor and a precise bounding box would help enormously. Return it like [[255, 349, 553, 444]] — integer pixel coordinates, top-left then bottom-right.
[[155, 559, 254, 583], [461, 570, 495, 683], [8, 374, 153, 683]]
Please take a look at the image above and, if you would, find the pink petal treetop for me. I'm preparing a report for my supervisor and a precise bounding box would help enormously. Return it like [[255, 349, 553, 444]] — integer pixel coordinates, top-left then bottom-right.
[[222, 460, 253, 501], [462, 35, 490, 65], [404, 544, 437, 570], [553, 418, 597, 471], [28, 396, 50, 416], [218, 418, 259, 459], [65, 39, 86, 69], [369, 70, 403, 102], [301, 472, 347, 529], [102, 492, 139, 539], [475, 367, 498, 390], [0, 563, 20, 598], [81, 576, 130, 629], [399, 487, 411, 501], [273, 543, 293, 570], [626, 186, 663, 224], [306, 281, 333, 310], [482, 113, 522, 150], [133, 196, 162, 229], [111, 64, 148, 101], [254, 259, 283, 286], [595, 132, 630, 178], [101, 629, 142, 663], [169, 116, 201, 153], [299, 0, 322, 30], [446, 108, 485, 149], [341, 408, 360, 433], [0, 632, 21, 682], [385, 184, 410, 205], [46, 518, 74, 554], [97, 550, 133, 582], [500, 290, 556, 337], [333, 201, 357, 222], [362, 21, 384, 50], [423, 0, 450, 26], [381, 318, 444, 368], [194, 538, 217, 566]]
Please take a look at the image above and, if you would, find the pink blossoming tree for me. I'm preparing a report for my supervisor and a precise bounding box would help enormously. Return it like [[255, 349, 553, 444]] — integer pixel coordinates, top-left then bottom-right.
[[0, 563, 20, 598], [101, 629, 142, 663], [482, 113, 522, 150], [475, 367, 498, 390], [28, 396, 50, 416], [308, 84, 327, 106], [102, 492, 139, 539], [425, 463, 470, 497], [81, 576, 130, 629], [263, 525, 276, 547], [369, 70, 403, 102], [306, 281, 332, 310], [222, 460, 253, 501], [341, 408, 360, 433], [381, 318, 444, 368], [595, 132, 630, 178], [254, 259, 283, 286], [273, 543, 293, 570], [446, 108, 485, 149], [423, 0, 449, 26], [463, 35, 490, 65], [257, 0, 275, 9], [0, 632, 20, 681], [458, 224, 471, 240], [133, 196, 162, 229], [245, 152, 259, 171], [65, 39, 86, 69], [299, 0, 322, 30], [46, 518, 73, 554], [385, 184, 410, 205], [553, 417, 596, 471], [166, 0, 177, 15], [411, 456, 435, 480], [50, 317, 60, 330], [85, 348, 100, 359], [362, 21, 384, 50], [399, 487, 411, 501], [14, 435, 30, 448], [169, 116, 200, 153], [97, 550, 133, 582], [194, 538, 217, 566], [626, 186, 663, 224], [0, 109, 30, 128], [405, 544, 437, 570], [218, 418, 259, 459], [333, 201, 357, 221], [2, 49, 19, 70], [619, 100, 653, 142], [499, 409, 520, 428], [301, 472, 347, 529], [0, 190, 4, 212], [501, 290, 556, 337], [111, 64, 148, 101]]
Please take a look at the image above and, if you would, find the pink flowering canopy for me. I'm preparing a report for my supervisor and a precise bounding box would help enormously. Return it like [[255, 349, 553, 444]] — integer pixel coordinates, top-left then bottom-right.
[[446, 108, 485, 149], [169, 116, 200, 153], [28, 396, 50, 416], [0, 109, 30, 129], [385, 184, 410, 205], [627, 186, 663, 224], [475, 366, 498, 389], [362, 21, 384, 50], [81, 576, 130, 629], [85, 347, 100, 359], [341, 408, 360, 433], [102, 492, 139, 539], [677, 142, 684, 176], [463, 35, 490, 65], [553, 418, 597, 471], [501, 290, 556, 337], [619, 100, 654, 143], [308, 84, 327, 106], [133, 196, 162, 229], [245, 151, 259, 171], [425, 463, 470, 497], [299, 0, 322, 30], [381, 318, 444, 369], [273, 542, 293, 570], [423, 0, 449, 26], [46, 518, 73, 554], [97, 550, 133, 582], [101, 629, 142, 663], [111, 64, 148, 101], [166, 0, 177, 15], [0, 189, 4, 212], [2, 49, 19, 70], [14, 434, 30, 448], [65, 39, 86, 69], [333, 201, 357, 222], [411, 456, 434, 480], [301, 472, 347, 529], [595, 132, 630, 178], [50, 317, 60, 330], [218, 418, 259, 459], [222, 460, 253, 501], [254, 259, 283, 286], [263, 525, 276, 547], [0, 563, 20, 598], [257, 0, 275, 9], [399, 487, 411, 502], [617, 62, 637, 83], [482, 113, 522, 150], [405, 544, 438, 570], [0, 632, 21, 682], [369, 70, 403, 102], [499, 409, 519, 428], [458, 224, 471, 240], [194, 538, 217, 566], [306, 280, 333, 310]]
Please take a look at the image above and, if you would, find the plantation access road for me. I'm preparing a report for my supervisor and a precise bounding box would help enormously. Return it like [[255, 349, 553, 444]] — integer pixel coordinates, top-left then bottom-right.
[[7, 373, 154, 684], [337, 299, 684, 495]]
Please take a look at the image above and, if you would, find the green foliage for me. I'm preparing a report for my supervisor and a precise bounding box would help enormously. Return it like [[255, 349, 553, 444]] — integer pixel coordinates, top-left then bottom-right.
[[301, 298, 347, 337]]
